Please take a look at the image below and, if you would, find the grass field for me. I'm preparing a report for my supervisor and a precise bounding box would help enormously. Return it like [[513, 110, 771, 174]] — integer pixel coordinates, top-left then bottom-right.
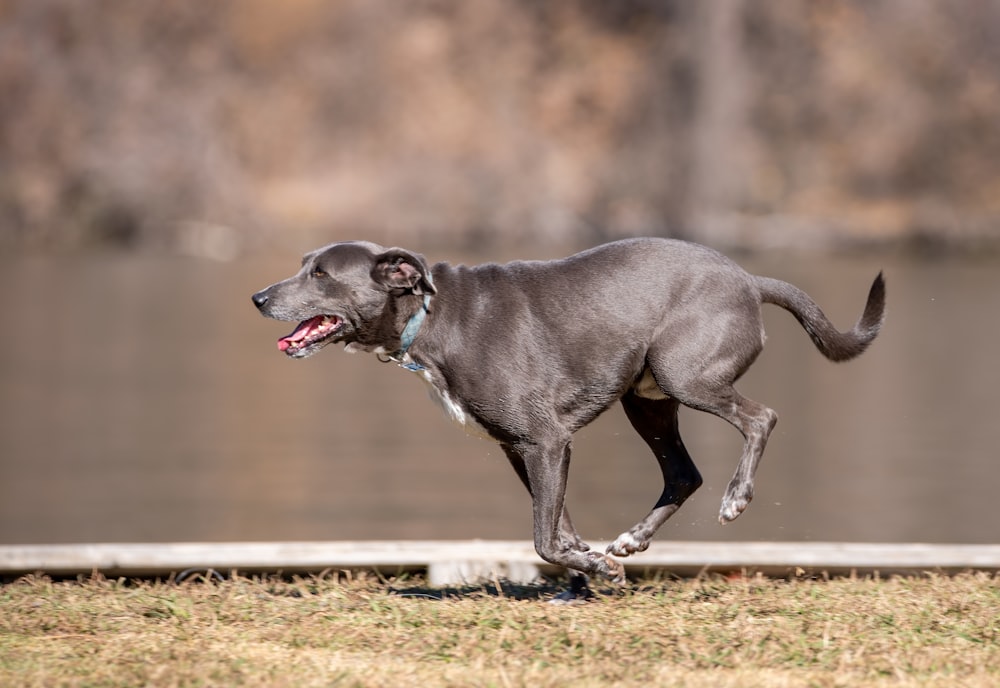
[[1, 571, 997, 687]]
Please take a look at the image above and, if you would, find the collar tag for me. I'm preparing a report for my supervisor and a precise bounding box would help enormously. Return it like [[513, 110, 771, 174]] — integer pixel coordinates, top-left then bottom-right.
[[398, 359, 426, 372]]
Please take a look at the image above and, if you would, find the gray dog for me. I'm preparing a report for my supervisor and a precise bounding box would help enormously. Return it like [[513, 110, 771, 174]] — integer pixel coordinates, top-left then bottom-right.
[[252, 238, 885, 592]]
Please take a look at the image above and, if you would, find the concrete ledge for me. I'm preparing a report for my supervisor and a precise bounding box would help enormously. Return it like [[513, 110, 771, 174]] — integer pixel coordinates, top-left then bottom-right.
[[2, 541, 999, 584]]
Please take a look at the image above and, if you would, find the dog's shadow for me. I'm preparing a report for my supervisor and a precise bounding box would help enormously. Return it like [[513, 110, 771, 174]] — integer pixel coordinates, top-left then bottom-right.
[[172, 570, 601, 602], [389, 579, 558, 601], [388, 576, 624, 602]]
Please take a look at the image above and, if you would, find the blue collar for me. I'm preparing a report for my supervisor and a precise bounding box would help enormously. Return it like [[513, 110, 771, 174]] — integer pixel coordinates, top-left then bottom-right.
[[390, 293, 432, 371]]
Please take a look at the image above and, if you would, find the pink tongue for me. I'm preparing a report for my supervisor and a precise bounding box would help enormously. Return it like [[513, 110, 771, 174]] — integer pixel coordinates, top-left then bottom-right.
[[277, 316, 326, 352]]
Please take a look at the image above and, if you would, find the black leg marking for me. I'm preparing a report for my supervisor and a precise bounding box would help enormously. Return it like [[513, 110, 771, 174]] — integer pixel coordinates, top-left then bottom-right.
[[607, 394, 703, 557]]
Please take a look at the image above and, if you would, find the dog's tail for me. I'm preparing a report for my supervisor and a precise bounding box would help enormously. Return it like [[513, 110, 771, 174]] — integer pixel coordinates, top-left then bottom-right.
[[755, 272, 886, 362]]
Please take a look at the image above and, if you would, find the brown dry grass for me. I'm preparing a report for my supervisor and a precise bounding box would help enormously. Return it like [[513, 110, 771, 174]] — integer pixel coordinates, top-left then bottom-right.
[[1, 571, 998, 687]]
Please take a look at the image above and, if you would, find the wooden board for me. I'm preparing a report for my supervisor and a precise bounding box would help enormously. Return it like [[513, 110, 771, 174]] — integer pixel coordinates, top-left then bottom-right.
[[3, 541, 998, 584]]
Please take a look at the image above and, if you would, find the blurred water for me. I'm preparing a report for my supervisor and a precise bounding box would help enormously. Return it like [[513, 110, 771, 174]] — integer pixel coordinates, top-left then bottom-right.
[[1, 248, 997, 546]]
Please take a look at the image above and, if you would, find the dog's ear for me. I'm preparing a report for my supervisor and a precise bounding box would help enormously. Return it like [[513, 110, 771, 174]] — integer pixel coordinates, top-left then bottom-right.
[[371, 248, 437, 296]]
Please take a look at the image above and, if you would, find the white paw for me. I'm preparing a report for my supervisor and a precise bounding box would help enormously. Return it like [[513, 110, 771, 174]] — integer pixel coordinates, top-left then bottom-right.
[[718, 497, 750, 524], [606, 532, 648, 557]]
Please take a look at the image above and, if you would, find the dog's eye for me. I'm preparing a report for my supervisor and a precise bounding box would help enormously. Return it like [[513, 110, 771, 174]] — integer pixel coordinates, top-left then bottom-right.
[[312, 268, 327, 278]]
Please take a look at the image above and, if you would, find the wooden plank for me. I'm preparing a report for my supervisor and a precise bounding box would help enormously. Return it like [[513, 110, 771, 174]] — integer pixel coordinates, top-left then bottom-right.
[[634, 541, 1000, 576], [2, 541, 999, 583]]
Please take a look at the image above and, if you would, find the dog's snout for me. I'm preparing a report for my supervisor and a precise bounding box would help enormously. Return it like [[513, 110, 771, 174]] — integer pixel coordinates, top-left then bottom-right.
[[251, 290, 269, 310]]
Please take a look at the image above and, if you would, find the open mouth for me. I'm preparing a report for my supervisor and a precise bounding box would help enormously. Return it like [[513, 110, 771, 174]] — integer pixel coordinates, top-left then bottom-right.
[[277, 315, 344, 357]]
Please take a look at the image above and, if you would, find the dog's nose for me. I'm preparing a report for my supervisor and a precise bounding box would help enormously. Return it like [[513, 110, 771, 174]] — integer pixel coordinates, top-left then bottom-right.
[[251, 291, 269, 309]]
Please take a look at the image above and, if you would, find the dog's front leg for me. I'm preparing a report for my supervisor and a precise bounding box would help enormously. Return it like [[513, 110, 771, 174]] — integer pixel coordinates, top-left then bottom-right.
[[501, 444, 588, 553], [516, 438, 626, 586]]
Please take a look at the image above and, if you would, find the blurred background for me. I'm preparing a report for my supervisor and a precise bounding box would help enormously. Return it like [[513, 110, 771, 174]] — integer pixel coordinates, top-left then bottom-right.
[[1, 0, 998, 546]]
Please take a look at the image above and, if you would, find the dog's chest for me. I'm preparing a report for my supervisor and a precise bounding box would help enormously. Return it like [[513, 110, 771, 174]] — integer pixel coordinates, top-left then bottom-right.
[[414, 369, 493, 440]]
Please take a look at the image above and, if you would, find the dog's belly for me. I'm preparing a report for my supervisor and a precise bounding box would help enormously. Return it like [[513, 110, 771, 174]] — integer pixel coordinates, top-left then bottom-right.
[[633, 368, 669, 400], [417, 369, 493, 440]]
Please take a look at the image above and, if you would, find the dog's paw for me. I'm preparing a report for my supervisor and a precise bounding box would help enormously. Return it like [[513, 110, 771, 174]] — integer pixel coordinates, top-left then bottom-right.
[[718, 491, 753, 523], [587, 552, 626, 584], [606, 531, 649, 558], [718, 503, 743, 524], [719, 478, 754, 524]]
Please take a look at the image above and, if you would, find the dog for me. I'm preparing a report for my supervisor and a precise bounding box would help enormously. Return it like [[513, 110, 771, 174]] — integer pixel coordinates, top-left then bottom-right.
[[252, 238, 885, 592]]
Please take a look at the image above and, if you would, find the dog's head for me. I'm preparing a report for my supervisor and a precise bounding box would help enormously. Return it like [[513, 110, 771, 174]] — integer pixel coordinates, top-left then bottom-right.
[[251, 241, 436, 358]]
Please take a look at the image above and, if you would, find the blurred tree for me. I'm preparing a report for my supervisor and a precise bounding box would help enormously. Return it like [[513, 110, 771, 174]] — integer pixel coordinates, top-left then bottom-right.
[[0, 0, 998, 254]]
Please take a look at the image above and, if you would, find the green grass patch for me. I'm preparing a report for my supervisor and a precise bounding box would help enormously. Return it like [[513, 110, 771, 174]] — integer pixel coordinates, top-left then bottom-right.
[[1, 571, 997, 686]]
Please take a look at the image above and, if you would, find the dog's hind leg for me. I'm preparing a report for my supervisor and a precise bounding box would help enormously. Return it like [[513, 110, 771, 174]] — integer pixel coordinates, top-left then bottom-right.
[[716, 393, 778, 523], [606, 393, 703, 557], [644, 301, 777, 524], [676, 384, 778, 524]]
